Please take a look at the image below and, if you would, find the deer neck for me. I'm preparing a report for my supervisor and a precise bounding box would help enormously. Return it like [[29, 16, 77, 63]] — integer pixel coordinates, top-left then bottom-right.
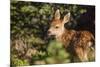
[[55, 27, 65, 40], [56, 29, 76, 47], [56, 28, 66, 41]]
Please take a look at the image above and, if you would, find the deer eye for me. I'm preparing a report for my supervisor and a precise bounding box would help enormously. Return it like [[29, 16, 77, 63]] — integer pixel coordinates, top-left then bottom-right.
[[55, 26, 59, 28]]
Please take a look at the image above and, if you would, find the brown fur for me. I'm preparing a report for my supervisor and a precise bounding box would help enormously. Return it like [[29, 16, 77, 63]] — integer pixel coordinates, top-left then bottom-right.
[[60, 29, 94, 61], [48, 9, 94, 62]]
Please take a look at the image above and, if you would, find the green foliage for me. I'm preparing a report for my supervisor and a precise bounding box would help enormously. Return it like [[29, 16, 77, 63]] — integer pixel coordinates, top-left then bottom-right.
[[11, 58, 29, 66], [46, 40, 71, 64], [11, 54, 29, 66]]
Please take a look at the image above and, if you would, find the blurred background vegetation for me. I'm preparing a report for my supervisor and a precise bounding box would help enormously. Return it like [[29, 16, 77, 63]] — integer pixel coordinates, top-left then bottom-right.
[[10, 0, 95, 66]]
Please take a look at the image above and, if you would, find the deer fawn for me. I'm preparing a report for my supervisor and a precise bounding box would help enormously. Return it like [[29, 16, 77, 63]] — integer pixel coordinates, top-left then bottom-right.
[[48, 9, 95, 62]]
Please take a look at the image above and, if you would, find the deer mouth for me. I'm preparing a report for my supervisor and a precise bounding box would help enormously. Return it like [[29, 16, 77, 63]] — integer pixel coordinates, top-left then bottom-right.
[[47, 32, 56, 40]]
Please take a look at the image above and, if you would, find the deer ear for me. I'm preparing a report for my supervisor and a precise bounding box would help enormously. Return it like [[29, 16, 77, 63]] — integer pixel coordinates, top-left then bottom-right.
[[54, 9, 60, 20], [63, 12, 70, 23]]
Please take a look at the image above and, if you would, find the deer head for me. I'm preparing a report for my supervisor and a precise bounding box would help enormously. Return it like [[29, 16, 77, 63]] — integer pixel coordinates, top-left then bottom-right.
[[48, 9, 70, 38]]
